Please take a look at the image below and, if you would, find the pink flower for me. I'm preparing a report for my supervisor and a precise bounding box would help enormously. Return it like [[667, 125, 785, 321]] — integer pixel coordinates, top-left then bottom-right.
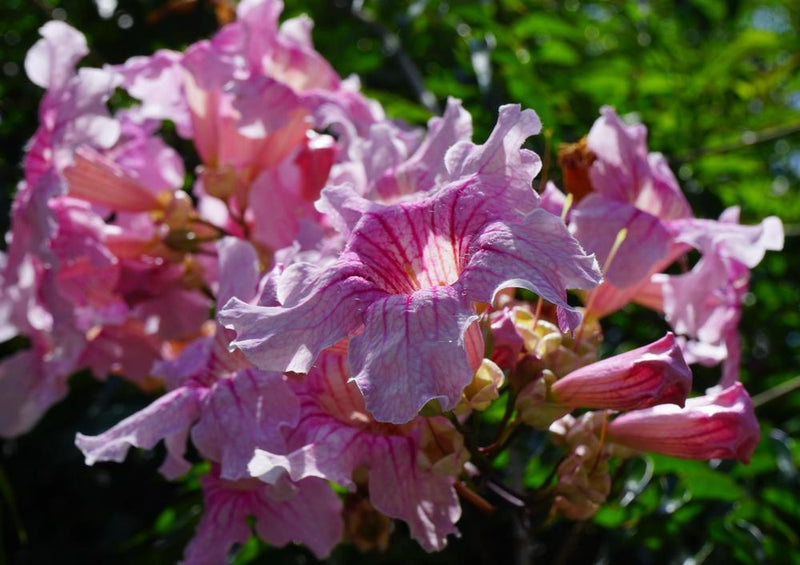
[[550, 333, 692, 411], [248, 348, 463, 552], [571, 106, 692, 289], [221, 105, 601, 423], [75, 240, 297, 480], [326, 98, 471, 204], [655, 207, 783, 384], [181, 467, 342, 564], [607, 382, 760, 463], [23, 22, 119, 187]]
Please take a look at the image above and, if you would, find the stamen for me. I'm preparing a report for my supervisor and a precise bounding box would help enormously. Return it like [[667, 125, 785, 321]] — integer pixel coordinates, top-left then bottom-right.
[[602, 228, 628, 276], [576, 228, 627, 345], [560, 193, 574, 222], [404, 263, 421, 289]]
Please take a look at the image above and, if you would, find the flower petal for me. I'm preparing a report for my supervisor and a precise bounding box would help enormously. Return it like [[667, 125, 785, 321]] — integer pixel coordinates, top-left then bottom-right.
[[219, 264, 381, 373], [369, 436, 461, 552], [75, 387, 204, 465], [572, 194, 669, 288], [192, 369, 299, 479], [462, 207, 601, 330], [350, 287, 478, 423]]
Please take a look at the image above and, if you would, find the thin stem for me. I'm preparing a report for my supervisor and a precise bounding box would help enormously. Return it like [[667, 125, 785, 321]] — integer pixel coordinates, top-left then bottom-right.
[[752, 375, 800, 409], [454, 481, 496, 514], [674, 121, 800, 164], [479, 391, 517, 455], [192, 217, 235, 237], [349, 3, 438, 114]]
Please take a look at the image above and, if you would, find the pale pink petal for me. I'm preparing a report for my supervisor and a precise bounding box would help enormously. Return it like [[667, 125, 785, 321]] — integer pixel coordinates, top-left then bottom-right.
[[182, 470, 342, 564], [660, 251, 748, 348], [132, 287, 212, 341], [249, 423, 366, 488], [540, 180, 568, 218], [24, 21, 88, 90], [669, 206, 784, 267], [247, 167, 305, 251], [645, 152, 692, 219], [80, 323, 163, 383], [350, 288, 477, 423], [152, 335, 214, 390], [445, 104, 541, 214], [217, 237, 261, 307], [75, 387, 204, 465], [233, 77, 302, 139], [462, 207, 601, 330], [586, 106, 648, 204], [114, 50, 192, 137], [572, 194, 669, 288], [0, 349, 68, 438], [219, 265, 382, 373], [369, 436, 461, 551], [372, 98, 473, 200], [159, 427, 193, 480], [181, 474, 253, 565], [252, 477, 343, 558], [192, 369, 299, 479]]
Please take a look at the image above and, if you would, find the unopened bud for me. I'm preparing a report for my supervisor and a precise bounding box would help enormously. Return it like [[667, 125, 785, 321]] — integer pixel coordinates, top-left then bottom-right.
[[199, 165, 238, 200], [456, 359, 504, 414], [417, 417, 469, 477], [161, 190, 195, 229], [516, 370, 570, 429]]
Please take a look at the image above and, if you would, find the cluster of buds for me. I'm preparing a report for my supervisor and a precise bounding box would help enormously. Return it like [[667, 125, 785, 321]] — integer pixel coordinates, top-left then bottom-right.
[[0, 1, 782, 562]]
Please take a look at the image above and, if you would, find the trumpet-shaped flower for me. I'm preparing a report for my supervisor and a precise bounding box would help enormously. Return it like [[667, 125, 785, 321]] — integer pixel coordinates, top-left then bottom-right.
[[248, 349, 463, 551], [570, 106, 691, 289], [221, 106, 601, 423], [606, 382, 759, 463], [550, 333, 692, 411], [181, 468, 342, 564], [76, 239, 296, 479]]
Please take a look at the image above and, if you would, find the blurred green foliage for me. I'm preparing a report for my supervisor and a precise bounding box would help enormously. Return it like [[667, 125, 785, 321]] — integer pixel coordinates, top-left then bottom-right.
[[1, 1, 799, 564]]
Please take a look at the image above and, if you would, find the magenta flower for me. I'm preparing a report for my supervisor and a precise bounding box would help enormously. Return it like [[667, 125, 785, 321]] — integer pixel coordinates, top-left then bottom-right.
[[76, 330, 299, 480], [325, 98, 472, 204], [607, 382, 760, 463], [655, 207, 783, 384], [23, 22, 119, 188], [221, 105, 601, 423], [182, 468, 342, 564], [76, 239, 297, 480], [571, 106, 692, 289], [248, 349, 463, 552], [550, 333, 692, 411]]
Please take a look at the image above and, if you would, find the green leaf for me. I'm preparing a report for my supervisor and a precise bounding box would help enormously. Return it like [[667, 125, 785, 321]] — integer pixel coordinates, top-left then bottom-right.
[[537, 40, 581, 66], [650, 455, 745, 501]]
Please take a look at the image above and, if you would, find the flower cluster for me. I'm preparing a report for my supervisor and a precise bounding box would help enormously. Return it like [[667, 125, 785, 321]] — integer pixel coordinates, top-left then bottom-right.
[[0, 1, 783, 561]]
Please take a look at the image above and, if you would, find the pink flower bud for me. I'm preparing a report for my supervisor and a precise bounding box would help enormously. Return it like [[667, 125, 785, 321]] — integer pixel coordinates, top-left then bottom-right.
[[606, 382, 759, 463], [550, 333, 691, 411]]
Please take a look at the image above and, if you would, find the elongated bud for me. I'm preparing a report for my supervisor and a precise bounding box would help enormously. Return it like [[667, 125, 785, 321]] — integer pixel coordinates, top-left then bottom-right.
[[607, 382, 759, 463], [550, 333, 691, 411], [64, 147, 162, 212]]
